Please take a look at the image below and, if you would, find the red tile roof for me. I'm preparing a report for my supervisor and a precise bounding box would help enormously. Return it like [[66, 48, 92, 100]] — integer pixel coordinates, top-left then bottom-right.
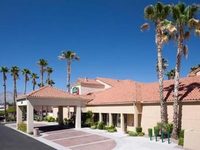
[[87, 76, 200, 105], [87, 78, 138, 105], [77, 78, 105, 88], [141, 76, 200, 103], [17, 86, 89, 101]]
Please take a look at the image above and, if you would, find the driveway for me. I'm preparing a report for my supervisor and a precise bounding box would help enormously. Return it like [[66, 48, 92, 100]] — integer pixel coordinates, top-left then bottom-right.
[[41, 129, 116, 150], [0, 124, 55, 150], [38, 128, 183, 150]]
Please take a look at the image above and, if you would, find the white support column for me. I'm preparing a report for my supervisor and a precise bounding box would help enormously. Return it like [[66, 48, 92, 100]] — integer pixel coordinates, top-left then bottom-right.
[[109, 113, 113, 126], [120, 113, 125, 133], [58, 106, 63, 125], [27, 100, 34, 133], [75, 106, 81, 129], [99, 113, 102, 122], [16, 104, 23, 126]]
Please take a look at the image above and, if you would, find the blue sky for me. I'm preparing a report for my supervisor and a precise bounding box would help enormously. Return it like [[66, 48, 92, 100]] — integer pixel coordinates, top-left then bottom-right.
[[0, 0, 199, 93]]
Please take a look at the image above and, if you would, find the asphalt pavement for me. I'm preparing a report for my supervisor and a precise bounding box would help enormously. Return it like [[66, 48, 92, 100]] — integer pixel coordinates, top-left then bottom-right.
[[0, 124, 55, 150]]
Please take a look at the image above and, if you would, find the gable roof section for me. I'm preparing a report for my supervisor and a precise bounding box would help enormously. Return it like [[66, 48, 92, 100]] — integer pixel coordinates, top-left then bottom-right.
[[87, 76, 200, 105], [77, 78, 105, 88], [87, 78, 139, 105], [141, 76, 200, 103], [17, 86, 88, 101]]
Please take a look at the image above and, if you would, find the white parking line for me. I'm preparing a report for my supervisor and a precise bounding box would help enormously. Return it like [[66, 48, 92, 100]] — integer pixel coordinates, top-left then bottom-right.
[[68, 139, 114, 149], [51, 133, 93, 142]]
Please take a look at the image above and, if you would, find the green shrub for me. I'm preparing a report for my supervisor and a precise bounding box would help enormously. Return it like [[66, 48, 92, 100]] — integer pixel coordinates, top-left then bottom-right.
[[128, 131, 138, 136], [179, 130, 184, 138], [178, 137, 184, 146], [136, 127, 142, 133], [97, 121, 105, 130], [85, 118, 93, 127], [84, 111, 93, 127], [107, 128, 117, 133], [138, 132, 145, 136], [44, 116, 48, 121], [154, 126, 159, 136], [103, 125, 110, 130], [90, 125, 97, 129], [45, 116, 55, 122], [7, 106, 16, 114], [63, 118, 73, 126], [17, 122, 27, 132], [106, 125, 117, 132], [0, 111, 5, 116], [148, 128, 153, 137], [34, 115, 42, 121], [167, 123, 173, 134]]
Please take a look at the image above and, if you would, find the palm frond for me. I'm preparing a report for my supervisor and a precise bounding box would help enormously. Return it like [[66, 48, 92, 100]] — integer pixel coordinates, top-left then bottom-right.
[[144, 5, 155, 20], [188, 18, 199, 28], [140, 23, 150, 31], [195, 29, 200, 36]]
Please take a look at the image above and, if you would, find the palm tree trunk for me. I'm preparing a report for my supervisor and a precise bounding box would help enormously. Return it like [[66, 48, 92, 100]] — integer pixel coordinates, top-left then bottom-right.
[[172, 25, 184, 139], [33, 81, 35, 91], [3, 74, 7, 122], [67, 60, 71, 118], [156, 23, 168, 123], [24, 77, 27, 94], [47, 73, 50, 85], [67, 60, 71, 93], [13, 76, 17, 120], [13, 77, 17, 107], [41, 67, 44, 87]]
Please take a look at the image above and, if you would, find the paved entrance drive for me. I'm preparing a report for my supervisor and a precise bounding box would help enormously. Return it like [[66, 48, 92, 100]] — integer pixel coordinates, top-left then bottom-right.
[[42, 129, 116, 150], [0, 124, 55, 150]]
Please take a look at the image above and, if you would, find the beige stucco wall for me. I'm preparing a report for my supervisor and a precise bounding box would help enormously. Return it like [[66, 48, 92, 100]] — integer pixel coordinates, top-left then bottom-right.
[[141, 104, 174, 134], [84, 105, 136, 114], [184, 129, 200, 150], [181, 104, 200, 130], [141, 103, 200, 134]]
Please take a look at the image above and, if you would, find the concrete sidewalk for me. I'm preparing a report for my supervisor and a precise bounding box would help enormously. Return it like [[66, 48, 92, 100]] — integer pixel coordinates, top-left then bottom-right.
[[5, 122, 183, 150], [80, 128, 183, 150]]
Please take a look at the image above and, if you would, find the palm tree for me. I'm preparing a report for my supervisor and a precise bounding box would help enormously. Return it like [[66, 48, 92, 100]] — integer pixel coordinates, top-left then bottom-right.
[[0, 67, 9, 121], [10, 66, 20, 107], [141, 2, 171, 123], [171, 2, 199, 139], [166, 69, 175, 80], [22, 68, 31, 94], [31, 73, 39, 91], [190, 66, 198, 72], [37, 59, 48, 87], [47, 79, 55, 87], [46, 67, 53, 85], [156, 58, 168, 79], [58, 50, 80, 92], [58, 50, 79, 119], [188, 18, 200, 36]]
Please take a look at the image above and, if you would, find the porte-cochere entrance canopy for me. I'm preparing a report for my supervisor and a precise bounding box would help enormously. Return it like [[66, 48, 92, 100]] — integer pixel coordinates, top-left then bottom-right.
[[16, 86, 90, 133]]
